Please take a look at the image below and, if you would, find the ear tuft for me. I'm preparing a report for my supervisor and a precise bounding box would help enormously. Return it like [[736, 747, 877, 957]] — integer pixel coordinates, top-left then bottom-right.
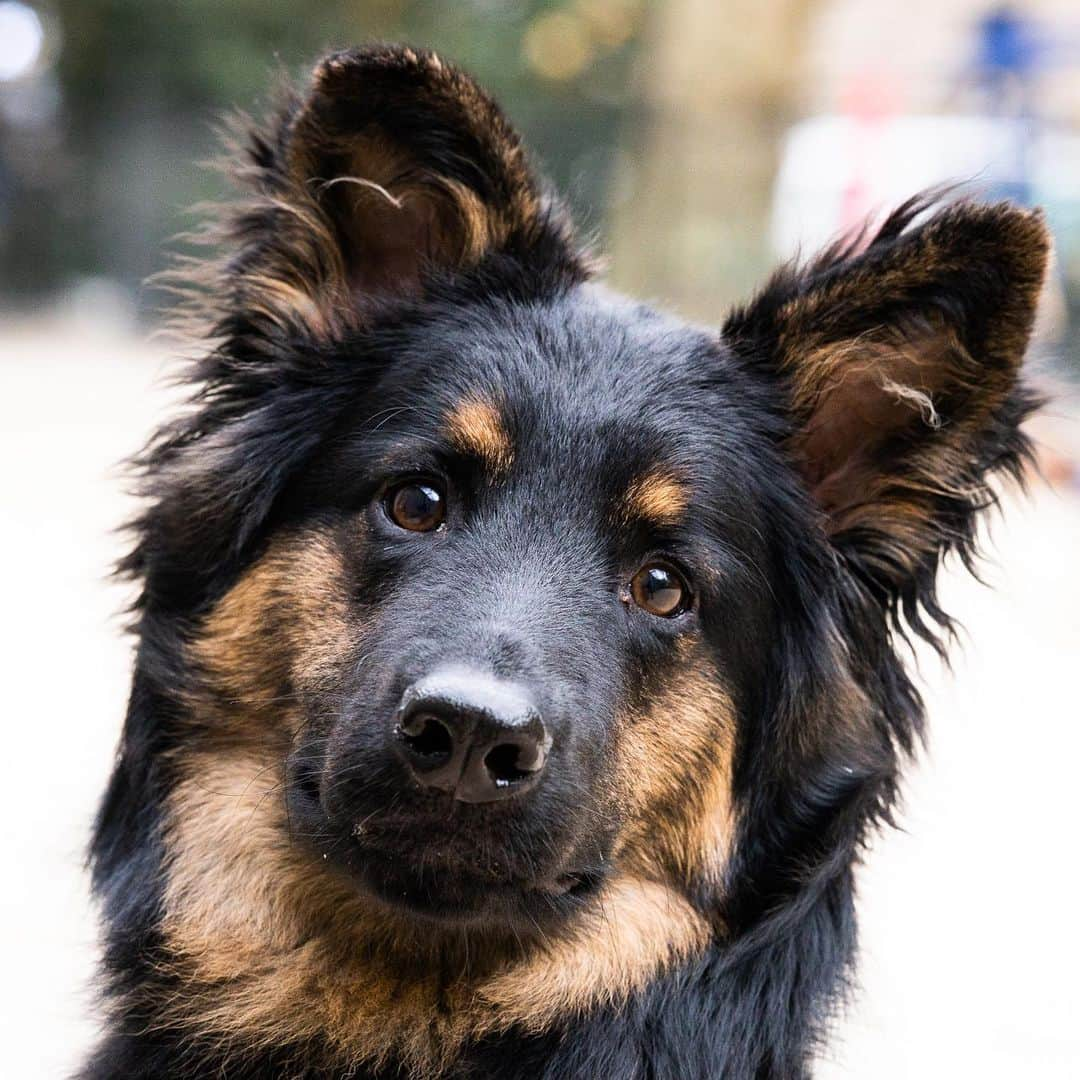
[[290, 46, 548, 299], [176, 45, 586, 346], [747, 197, 1051, 400], [726, 195, 1051, 640]]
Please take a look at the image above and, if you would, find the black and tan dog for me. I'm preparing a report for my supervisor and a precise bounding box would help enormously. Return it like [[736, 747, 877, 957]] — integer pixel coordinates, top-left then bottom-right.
[[82, 45, 1049, 1079]]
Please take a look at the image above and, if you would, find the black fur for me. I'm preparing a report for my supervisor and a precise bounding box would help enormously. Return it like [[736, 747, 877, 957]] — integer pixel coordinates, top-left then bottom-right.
[[81, 47, 1048, 1079]]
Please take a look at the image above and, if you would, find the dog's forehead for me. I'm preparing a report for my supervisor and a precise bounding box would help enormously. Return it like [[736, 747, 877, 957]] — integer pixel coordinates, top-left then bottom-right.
[[404, 286, 731, 470]]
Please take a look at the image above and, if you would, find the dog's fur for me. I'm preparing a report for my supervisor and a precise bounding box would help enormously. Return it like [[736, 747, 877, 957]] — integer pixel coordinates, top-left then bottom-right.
[[82, 46, 1050, 1079]]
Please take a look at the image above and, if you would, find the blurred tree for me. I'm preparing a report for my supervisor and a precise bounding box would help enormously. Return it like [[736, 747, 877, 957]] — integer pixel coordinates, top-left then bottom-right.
[[0, 0, 645, 314], [608, 0, 817, 318]]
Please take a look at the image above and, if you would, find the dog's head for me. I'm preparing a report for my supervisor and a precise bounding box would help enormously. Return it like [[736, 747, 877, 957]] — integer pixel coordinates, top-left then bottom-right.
[[115, 46, 1048, 1066]]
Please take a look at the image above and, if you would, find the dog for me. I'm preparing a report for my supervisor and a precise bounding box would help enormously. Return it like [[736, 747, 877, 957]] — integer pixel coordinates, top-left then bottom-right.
[[81, 45, 1049, 1079]]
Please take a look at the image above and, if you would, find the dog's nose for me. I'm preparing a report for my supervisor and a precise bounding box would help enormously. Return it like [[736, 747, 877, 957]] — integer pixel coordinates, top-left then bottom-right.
[[394, 668, 549, 803]]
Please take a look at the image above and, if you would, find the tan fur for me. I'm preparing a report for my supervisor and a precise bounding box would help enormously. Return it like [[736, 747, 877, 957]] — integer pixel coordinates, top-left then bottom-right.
[[189, 528, 358, 718], [157, 532, 715, 1075], [277, 48, 547, 325], [239, 270, 343, 340], [612, 652, 736, 888], [775, 204, 1048, 385], [781, 318, 1026, 592], [620, 468, 689, 527], [160, 752, 452, 1074], [790, 333, 953, 523], [476, 877, 709, 1034], [770, 204, 1050, 551], [161, 47, 576, 354], [160, 750, 710, 1075], [445, 396, 514, 476]]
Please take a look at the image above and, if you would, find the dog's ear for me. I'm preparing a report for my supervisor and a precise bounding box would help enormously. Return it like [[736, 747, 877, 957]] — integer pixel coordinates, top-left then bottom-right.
[[725, 198, 1050, 629], [145, 47, 586, 601], [216, 46, 584, 336]]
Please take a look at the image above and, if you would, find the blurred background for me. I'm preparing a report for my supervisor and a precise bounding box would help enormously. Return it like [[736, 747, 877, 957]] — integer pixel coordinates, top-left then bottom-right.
[[1, 2, 1078, 1077]]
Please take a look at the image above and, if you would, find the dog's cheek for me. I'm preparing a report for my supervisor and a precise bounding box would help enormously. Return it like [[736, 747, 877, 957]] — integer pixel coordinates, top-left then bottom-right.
[[157, 743, 464, 1072], [610, 645, 737, 890], [164, 524, 366, 964], [187, 526, 361, 732], [157, 526, 409, 1058]]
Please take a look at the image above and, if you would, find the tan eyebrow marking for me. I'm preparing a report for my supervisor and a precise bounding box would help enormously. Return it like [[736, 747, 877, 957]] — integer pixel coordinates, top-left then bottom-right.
[[620, 468, 689, 527], [445, 396, 513, 476]]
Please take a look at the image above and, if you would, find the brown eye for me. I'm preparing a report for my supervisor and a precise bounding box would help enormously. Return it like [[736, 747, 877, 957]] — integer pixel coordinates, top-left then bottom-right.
[[630, 563, 690, 618], [385, 481, 445, 532]]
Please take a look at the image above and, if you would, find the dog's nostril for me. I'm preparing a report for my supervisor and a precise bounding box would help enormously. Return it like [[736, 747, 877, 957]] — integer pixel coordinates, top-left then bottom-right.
[[483, 742, 537, 786], [398, 713, 453, 761]]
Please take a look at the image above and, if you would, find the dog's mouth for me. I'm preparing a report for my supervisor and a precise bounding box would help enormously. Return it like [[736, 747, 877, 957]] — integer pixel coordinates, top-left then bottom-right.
[[287, 760, 609, 928], [287, 751, 610, 927], [333, 831, 607, 926]]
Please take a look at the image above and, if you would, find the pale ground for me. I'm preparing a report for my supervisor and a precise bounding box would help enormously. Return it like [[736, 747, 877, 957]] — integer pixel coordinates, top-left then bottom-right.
[[1, 323, 1078, 1078]]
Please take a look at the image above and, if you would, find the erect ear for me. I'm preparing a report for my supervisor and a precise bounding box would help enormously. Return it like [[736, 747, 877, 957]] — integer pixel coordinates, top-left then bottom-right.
[[214, 45, 585, 337], [724, 197, 1050, 623]]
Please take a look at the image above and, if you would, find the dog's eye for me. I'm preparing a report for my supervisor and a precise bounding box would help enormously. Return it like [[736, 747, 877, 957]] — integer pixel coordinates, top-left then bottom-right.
[[629, 563, 690, 618], [385, 481, 446, 532]]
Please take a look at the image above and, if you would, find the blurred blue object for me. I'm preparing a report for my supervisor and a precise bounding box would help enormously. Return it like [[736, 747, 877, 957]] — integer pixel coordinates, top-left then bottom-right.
[[977, 7, 1042, 84]]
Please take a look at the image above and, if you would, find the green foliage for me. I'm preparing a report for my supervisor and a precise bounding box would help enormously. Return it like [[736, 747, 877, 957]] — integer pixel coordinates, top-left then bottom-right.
[[2, 0, 646, 307]]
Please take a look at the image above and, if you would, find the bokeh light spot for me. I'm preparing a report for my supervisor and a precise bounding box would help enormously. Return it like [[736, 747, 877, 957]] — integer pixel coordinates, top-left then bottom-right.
[[575, 0, 642, 50], [523, 12, 593, 82], [0, 1, 44, 82]]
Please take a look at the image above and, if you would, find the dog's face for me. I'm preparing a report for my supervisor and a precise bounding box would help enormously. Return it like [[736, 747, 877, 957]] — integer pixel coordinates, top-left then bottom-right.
[[127, 45, 1048, 1066], [255, 293, 768, 927]]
